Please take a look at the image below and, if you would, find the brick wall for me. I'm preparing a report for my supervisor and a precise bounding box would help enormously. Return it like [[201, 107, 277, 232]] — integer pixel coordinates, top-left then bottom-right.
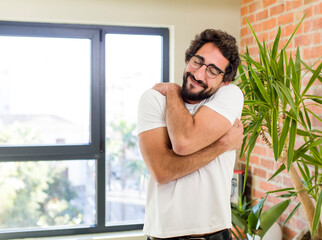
[[239, 0, 321, 239]]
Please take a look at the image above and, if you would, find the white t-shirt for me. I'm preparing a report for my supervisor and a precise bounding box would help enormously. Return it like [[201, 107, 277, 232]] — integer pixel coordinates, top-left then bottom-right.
[[137, 84, 244, 238]]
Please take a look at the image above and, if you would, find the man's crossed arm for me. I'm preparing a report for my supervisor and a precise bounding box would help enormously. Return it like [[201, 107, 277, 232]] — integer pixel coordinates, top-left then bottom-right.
[[138, 82, 243, 184], [152, 83, 232, 155], [138, 119, 243, 184]]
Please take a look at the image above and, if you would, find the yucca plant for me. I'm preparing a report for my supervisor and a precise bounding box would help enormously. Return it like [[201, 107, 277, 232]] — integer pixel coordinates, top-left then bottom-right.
[[238, 17, 322, 240]]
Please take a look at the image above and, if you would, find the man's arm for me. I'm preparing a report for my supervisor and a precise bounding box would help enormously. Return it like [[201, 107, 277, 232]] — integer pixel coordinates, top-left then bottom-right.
[[153, 83, 232, 155], [138, 119, 243, 185]]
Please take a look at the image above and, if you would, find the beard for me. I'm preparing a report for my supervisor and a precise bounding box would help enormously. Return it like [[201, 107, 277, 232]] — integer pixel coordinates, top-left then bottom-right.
[[181, 72, 215, 102]]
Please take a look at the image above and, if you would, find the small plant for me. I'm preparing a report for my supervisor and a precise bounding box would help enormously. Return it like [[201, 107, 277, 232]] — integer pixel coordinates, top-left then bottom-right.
[[231, 196, 289, 239]]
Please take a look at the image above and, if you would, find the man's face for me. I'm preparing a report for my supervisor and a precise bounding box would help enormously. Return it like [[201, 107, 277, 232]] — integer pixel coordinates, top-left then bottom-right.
[[182, 42, 229, 103]]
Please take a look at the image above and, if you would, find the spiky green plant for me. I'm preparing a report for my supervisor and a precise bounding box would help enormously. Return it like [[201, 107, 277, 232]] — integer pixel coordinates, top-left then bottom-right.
[[238, 17, 322, 239]]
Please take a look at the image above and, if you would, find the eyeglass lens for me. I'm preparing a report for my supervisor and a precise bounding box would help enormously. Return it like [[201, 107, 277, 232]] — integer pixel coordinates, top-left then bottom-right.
[[189, 56, 222, 78]]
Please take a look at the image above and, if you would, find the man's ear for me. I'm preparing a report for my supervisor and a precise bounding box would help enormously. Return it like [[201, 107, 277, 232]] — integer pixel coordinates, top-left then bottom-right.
[[220, 80, 230, 87]]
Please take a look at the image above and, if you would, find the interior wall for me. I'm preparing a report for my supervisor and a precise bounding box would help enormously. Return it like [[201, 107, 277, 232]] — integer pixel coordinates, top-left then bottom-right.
[[0, 0, 240, 85]]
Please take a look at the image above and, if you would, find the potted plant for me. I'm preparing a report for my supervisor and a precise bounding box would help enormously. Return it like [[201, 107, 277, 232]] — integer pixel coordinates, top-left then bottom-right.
[[231, 196, 288, 240], [238, 17, 322, 240]]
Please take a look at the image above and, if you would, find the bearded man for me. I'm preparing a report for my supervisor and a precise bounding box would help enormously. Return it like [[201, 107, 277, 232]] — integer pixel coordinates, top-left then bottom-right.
[[137, 29, 244, 240]]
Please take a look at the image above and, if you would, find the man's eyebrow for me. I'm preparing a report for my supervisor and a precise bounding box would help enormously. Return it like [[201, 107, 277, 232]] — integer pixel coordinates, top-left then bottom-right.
[[195, 54, 219, 68], [194, 54, 205, 62]]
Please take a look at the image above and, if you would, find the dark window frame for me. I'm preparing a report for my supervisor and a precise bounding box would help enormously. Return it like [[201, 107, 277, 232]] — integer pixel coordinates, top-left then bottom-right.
[[0, 21, 169, 239]]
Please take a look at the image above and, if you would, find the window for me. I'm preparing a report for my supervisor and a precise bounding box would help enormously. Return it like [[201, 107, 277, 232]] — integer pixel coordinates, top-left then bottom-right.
[[0, 21, 169, 239]]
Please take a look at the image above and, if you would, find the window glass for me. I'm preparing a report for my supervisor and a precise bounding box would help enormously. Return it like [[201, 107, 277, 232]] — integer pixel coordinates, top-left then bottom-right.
[[105, 34, 162, 225], [0, 160, 96, 231], [0, 36, 91, 146]]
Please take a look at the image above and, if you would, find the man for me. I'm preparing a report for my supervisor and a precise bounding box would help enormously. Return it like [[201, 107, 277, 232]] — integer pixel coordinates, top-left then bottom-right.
[[137, 29, 244, 240]]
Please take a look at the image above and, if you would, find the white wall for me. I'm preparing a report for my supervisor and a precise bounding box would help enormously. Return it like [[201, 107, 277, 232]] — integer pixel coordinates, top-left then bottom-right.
[[0, 0, 240, 85]]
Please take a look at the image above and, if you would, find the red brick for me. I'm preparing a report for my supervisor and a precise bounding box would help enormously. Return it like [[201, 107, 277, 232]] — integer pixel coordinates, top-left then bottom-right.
[[253, 188, 266, 199], [304, 20, 312, 32], [312, 117, 322, 128], [267, 149, 275, 158], [263, 18, 277, 31], [304, 18, 322, 32], [241, 5, 248, 16], [253, 145, 267, 155], [313, 31, 321, 44], [280, 39, 293, 49], [286, 0, 302, 11], [314, 2, 322, 15], [304, 0, 318, 4], [253, 167, 267, 178], [242, 14, 255, 25], [312, 17, 322, 30], [278, 12, 294, 25], [263, 0, 277, 8], [304, 5, 314, 17], [290, 217, 307, 229], [294, 35, 312, 46], [268, 174, 282, 184], [241, 26, 249, 37], [256, 9, 269, 21], [285, 24, 302, 37], [270, 3, 285, 16], [283, 175, 293, 188], [250, 155, 260, 164], [240, 38, 247, 48], [260, 180, 275, 191], [245, 35, 255, 46], [258, 32, 269, 42], [261, 158, 275, 170], [249, 1, 260, 13], [303, 46, 322, 59], [248, 46, 259, 56]]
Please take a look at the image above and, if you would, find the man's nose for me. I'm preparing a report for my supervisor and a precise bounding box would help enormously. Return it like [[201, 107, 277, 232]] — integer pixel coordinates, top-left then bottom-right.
[[194, 65, 207, 80]]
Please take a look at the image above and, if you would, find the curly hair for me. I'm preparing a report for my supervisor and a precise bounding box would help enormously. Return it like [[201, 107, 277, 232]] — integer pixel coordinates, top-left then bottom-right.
[[185, 29, 240, 82]]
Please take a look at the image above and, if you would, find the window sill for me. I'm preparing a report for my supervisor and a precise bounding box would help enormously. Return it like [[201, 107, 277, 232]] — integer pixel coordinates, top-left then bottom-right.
[[14, 231, 145, 240]]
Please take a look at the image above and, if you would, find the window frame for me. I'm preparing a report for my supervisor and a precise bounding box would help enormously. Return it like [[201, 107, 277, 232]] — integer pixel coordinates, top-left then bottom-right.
[[0, 21, 169, 239]]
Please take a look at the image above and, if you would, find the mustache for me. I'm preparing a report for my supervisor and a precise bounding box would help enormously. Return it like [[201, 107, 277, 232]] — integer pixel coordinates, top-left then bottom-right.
[[186, 72, 208, 89]]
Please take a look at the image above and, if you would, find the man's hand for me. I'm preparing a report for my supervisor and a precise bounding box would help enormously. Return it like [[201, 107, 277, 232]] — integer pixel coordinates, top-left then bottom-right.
[[152, 82, 181, 96], [217, 118, 244, 151]]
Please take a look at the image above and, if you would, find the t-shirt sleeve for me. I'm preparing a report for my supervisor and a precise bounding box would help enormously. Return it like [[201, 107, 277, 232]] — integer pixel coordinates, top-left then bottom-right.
[[137, 89, 167, 135], [204, 84, 244, 125]]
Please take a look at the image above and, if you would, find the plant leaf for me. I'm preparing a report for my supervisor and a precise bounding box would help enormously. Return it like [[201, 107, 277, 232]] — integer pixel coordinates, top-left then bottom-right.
[[302, 62, 322, 96], [271, 26, 281, 61], [257, 200, 290, 238], [287, 119, 297, 170], [268, 163, 286, 181], [249, 68, 270, 104], [282, 16, 304, 51], [283, 203, 301, 225], [311, 191, 322, 237], [278, 116, 290, 157]]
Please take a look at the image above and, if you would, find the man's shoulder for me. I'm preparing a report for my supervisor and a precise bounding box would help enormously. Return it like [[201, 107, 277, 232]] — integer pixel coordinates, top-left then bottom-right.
[[139, 89, 166, 107], [208, 83, 243, 101], [219, 83, 242, 94], [140, 88, 166, 102]]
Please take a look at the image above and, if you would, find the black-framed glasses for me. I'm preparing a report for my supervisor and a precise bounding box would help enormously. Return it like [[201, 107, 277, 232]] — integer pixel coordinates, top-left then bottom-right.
[[188, 54, 225, 79]]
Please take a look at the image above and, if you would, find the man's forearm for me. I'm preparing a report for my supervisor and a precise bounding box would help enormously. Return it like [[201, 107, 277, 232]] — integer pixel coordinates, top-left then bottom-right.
[[139, 128, 227, 185], [163, 140, 227, 183]]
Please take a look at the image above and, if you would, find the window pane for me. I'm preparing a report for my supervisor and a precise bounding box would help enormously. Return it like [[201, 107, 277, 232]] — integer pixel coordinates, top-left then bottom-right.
[[105, 34, 162, 225], [0, 160, 96, 231], [0, 36, 91, 146]]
